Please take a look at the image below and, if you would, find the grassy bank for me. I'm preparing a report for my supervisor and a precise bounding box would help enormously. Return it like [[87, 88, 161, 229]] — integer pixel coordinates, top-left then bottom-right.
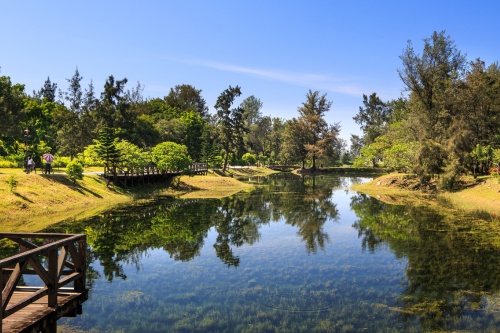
[[0, 167, 277, 232], [352, 173, 500, 217]]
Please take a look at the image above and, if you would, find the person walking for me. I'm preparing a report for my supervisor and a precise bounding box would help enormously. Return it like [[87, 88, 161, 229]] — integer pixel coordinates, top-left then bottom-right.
[[42, 152, 54, 174], [27, 156, 34, 173]]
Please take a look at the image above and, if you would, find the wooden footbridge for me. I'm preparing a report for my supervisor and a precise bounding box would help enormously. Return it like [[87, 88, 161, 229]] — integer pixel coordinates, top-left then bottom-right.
[[266, 164, 299, 171], [1, 233, 88, 333], [102, 163, 208, 187]]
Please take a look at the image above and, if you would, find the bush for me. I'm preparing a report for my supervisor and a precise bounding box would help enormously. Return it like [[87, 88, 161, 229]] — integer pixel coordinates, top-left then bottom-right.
[[6, 175, 18, 193], [151, 142, 192, 173], [207, 155, 223, 169], [65, 161, 84, 184], [241, 153, 256, 166], [77, 144, 104, 167], [52, 156, 71, 168], [0, 155, 24, 168]]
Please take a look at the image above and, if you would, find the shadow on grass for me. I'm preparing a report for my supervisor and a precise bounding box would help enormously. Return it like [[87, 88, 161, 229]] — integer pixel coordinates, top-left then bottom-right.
[[39, 174, 103, 198], [212, 169, 231, 177], [13, 192, 34, 203]]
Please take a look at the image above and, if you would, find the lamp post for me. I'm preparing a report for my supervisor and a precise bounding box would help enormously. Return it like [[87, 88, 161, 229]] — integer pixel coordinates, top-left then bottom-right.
[[24, 128, 30, 172]]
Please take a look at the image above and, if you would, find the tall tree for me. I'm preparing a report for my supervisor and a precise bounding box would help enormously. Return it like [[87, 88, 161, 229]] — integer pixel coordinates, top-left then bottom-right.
[[349, 134, 364, 159], [164, 84, 209, 119], [0, 75, 25, 140], [280, 118, 310, 167], [94, 75, 139, 144], [240, 95, 263, 126], [39, 77, 58, 102], [297, 90, 334, 170], [353, 93, 391, 145], [214, 85, 246, 172], [57, 68, 86, 159], [95, 127, 121, 185], [398, 30, 466, 142]]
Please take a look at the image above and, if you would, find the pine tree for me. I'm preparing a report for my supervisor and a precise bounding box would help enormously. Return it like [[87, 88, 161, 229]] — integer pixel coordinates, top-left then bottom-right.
[[95, 127, 121, 185]]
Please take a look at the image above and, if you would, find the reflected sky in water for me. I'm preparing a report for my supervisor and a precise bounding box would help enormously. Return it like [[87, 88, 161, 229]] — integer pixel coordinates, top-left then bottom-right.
[[40, 174, 500, 332]]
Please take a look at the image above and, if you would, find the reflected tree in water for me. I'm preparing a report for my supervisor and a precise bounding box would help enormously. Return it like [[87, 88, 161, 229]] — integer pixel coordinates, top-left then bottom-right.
[[350, 193, 500, 331], [41, 174, 343, 280]]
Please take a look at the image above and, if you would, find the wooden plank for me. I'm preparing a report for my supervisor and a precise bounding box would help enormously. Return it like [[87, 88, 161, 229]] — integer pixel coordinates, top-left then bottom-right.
[[2, 290, 87, 333]]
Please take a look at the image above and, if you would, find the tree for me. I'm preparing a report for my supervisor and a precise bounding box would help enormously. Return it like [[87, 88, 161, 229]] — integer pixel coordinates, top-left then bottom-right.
[[240, 95, 263, 126], [57, 68, 95, 159], [297, 90, 337, 170], [280, 118, 309, 167], [398, 30, 466, 142], [0, 75, 25, 139], [349, 134, 364, 159], [214, 86, 247, 172], [164, 84, 209, 119], [95, 127, 121, 185], [66, 161, 84, 184], [241, 152, 256, 166], [353, 93, 391, 145], [179, 111, 207, 162], [151, 142, 192, 174], [39, 77, 58, 102], [95, 75, 129, 131]]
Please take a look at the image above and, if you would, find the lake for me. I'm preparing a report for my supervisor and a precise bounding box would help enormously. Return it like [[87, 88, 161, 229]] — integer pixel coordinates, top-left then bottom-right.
[[37, 174, 500, 332]]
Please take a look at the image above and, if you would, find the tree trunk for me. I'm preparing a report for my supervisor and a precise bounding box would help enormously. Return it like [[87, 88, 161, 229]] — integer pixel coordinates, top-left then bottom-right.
[[222, 151, 229, 172]]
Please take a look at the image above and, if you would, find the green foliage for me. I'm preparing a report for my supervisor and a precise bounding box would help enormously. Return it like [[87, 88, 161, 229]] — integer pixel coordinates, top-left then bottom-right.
[[414, 140, 446, 182], [6, 175, 18, 193], [179, 110, 207, 161], [241, 152, 256, 166], [116, 140, 148, 168], [214, 85, 246, 171], [151, 141, 192, 173], [65, 161, 84, 184], [207, 155, 224, 169], [295, 90, 342, 169], [0, 75, 26, 138], [52, 156, 71, 168], [78, 144, 104, 167], [95, 127, 121, 175], [0, 155, 23, 168], [440, 154, 463, 190], [353, 92, 391, 145]]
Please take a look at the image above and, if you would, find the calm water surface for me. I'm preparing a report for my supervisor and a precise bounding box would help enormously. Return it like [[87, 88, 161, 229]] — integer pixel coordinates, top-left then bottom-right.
[[39, 174, 500, 332]]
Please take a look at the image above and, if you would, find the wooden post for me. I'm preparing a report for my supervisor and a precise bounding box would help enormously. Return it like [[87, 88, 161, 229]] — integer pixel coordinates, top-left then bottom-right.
[[48, 248, 58, 307], [74, 238, 86, 292]]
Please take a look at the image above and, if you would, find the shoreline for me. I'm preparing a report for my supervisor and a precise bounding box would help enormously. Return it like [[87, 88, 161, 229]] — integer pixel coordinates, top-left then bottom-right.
[[351, 173, 500, 218], [0, 167, 277, 232]]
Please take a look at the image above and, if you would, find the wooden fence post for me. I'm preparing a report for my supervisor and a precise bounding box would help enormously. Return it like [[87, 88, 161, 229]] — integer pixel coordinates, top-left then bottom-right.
[[48, 248, 58, 307]]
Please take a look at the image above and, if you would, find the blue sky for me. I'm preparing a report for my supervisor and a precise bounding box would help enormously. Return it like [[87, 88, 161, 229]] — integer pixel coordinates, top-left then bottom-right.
[[2, 1, 500, 142]]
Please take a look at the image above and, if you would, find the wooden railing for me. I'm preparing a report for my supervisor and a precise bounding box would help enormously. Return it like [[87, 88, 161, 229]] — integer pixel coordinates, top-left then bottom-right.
[[189, 163, 208, 174], [0, 233, 87, 331]]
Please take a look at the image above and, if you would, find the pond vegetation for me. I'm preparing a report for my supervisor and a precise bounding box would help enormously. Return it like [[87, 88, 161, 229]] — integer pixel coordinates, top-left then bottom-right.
[[6, 174, 500, 332]]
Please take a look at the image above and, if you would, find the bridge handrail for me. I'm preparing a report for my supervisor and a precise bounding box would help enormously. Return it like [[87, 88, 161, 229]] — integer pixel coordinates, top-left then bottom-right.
[[0, 233, 87, 325]]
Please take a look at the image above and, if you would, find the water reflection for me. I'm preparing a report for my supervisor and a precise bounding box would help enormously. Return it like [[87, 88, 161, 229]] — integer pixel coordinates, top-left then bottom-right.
[[42, 174, 341, 281], [25, 174, 500, 332], [351, 193, 500, 331]]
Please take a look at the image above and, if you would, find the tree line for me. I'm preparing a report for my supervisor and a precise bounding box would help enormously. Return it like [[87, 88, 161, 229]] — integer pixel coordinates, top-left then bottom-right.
[[2, 30, 499, 185], [0, 68, 345, 172], [352, 30, 500, 188]]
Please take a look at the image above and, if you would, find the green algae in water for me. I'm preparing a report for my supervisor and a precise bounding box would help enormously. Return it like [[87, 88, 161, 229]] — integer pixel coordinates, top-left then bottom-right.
[[46, 175, 500, 332]]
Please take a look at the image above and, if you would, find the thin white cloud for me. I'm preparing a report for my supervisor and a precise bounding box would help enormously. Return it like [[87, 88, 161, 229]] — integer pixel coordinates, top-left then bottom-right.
[[170, 57, 365, 97]]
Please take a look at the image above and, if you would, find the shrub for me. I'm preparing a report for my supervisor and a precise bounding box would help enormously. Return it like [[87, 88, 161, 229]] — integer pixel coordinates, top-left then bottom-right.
[[241, 153, 256, 166], [207, 155, 223, 169], [6, 175, 18, 193], [52, 156, 71, 168], [0, 154, 24, 168], [66, 161, 84, 184], [151, 142, 192, 173]]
